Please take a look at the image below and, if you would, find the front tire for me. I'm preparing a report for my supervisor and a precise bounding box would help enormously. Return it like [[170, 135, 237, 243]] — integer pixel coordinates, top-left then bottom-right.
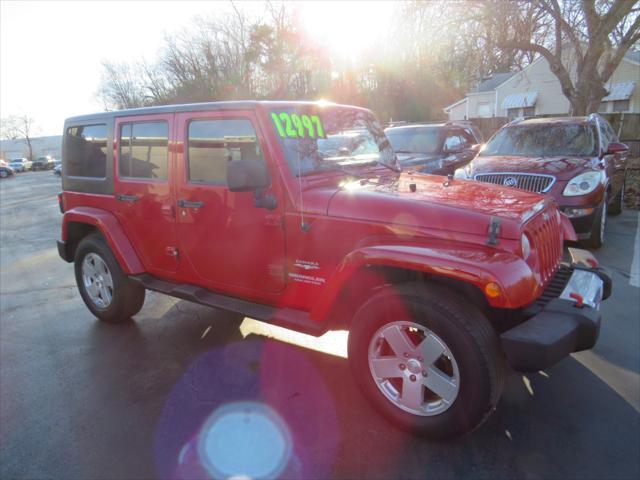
[[608, 184, 624, 216], [583, 196, 607, 249], [74, 233, 145, 323], [348, 282, 505, 439]]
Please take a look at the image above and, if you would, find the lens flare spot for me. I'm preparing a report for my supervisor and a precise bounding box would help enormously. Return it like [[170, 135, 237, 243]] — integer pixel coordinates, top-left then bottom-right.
[[197, 402, 292, 480]]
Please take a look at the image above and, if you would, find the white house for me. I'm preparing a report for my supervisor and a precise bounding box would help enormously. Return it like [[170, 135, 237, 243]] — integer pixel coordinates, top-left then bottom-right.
[[444, 50, 640, 120]]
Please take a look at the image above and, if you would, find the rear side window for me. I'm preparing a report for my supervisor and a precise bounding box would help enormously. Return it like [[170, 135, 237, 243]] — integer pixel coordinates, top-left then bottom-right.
[[65, 124, 107, 177], [188, 119, 264, 184], [119, 121, 168, 180]]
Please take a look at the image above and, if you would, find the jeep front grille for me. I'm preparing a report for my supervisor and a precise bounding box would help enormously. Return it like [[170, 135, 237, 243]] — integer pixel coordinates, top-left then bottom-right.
[[474, 173, 555, 193], [525, 207, 563, 285]]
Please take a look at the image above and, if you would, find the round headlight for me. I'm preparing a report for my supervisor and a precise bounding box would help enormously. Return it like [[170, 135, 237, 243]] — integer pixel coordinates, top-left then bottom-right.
[[521, 233, 531, 260]]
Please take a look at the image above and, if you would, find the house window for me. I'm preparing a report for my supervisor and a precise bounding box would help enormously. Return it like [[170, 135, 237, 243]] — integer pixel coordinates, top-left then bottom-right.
[[612, 100, 630, 112], [522, 106, 535, 116], [598, 102, 608, 113], [507, 108, 520, 120], [477, 103, 492, 117]]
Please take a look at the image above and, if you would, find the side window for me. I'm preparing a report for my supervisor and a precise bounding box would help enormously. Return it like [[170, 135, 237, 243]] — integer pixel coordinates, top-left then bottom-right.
[[187, 118, 264, 184], [64, 124, 107, 177], [597, 121, 609, 153], [119, 121, 168, 180], [443, 134, 463, 151]]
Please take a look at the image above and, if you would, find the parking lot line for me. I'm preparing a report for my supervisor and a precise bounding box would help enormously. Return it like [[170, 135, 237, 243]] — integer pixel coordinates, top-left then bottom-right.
[[631, 212, 640, 288]]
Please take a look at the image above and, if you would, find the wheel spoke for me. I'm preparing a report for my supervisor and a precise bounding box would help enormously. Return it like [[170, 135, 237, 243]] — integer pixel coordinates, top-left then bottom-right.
[[414, 333, 445, 366], [371, 358, 403, 379], [383, 325, 415, 357], [401, 377, 424, 411], [100, 286, 112, 304], [102, 274, 113, 288], [83, 260, 98, 278], [86, 282, 100, 298], [424, 366, 457, 403]]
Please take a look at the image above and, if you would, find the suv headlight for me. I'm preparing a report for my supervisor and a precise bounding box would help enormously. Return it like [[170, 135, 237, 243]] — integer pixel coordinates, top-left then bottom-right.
[[562, 171, 603, 196], [521, 233, 531, 260]]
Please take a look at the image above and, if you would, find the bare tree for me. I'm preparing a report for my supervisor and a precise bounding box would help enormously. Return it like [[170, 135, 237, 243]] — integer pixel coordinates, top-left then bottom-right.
[[491, 0, 640, 115], [1, 115, 39, 161]]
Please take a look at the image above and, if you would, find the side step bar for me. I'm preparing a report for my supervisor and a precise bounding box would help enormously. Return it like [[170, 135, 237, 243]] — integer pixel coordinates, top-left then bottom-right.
[[129, 273, 327, 337]]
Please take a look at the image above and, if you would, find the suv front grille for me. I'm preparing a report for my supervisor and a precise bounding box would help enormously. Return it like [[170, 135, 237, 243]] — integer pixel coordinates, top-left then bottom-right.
[[474, 173, 555, 193], [525, 207, 563, 285]]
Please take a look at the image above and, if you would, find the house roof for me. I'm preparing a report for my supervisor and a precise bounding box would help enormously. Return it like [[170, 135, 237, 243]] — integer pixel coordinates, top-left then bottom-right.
[[470, 72, 516, 93], [602, 82, 636, 101]]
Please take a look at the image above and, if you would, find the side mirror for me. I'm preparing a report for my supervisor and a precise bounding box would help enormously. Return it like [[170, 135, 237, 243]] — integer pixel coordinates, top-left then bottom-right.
[[606, 142, 629, 155], [227, 160, 270, 192]]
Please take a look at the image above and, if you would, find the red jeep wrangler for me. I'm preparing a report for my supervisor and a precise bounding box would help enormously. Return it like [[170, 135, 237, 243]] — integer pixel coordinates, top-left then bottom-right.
[[57, 101, 611, 438]]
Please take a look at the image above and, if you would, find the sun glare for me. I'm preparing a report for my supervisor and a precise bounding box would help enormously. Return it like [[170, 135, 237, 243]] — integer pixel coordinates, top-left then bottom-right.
[[298, 1, 395, 60]]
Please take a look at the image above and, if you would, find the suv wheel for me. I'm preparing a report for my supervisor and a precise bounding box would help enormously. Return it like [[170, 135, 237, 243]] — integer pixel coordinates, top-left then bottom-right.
[[608, 184, 624, 216], [348, 282, 504, 439], [74, 233, 145, 322], [584, 196, 607, 249]]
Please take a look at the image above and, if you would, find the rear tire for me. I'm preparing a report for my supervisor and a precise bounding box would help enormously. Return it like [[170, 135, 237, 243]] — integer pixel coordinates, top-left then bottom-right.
[[348, 282, 505, 439], [74, 233, 145, 323]]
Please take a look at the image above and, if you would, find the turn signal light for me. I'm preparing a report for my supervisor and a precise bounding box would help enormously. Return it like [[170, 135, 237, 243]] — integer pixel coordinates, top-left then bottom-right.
[[484, 282, 502, 298]]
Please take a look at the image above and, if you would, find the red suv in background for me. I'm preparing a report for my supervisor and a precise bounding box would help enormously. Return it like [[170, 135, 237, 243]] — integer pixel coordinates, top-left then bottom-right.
[[455, 115, 628, 247], [57, 101, 611, 439]]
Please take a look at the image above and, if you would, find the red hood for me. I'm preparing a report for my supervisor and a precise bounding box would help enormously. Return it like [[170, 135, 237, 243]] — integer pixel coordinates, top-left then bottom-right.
[[303, 173, 548, 240], [470, 155, 598, 181]]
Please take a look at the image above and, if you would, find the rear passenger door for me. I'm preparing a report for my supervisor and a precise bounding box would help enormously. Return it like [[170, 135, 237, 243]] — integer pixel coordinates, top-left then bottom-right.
[[114, 114, 179, 275], [174, 110, 286, 294]]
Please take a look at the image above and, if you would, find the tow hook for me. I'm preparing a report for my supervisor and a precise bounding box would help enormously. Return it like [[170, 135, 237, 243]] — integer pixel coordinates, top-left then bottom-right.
[[569, 292, 584, 308]]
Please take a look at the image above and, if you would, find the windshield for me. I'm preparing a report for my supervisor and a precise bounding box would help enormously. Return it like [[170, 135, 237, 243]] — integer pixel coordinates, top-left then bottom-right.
[[481, 124, 597, 157], [271, 106, 399, 176], [385, 127, 441, 155]]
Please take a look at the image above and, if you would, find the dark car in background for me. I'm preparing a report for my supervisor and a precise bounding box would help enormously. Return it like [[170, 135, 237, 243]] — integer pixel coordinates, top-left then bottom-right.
[[385, 121, 483, 175], [455, 114, 628, 247], [32, 156, 55, 170], [0, 165, 15, 178]]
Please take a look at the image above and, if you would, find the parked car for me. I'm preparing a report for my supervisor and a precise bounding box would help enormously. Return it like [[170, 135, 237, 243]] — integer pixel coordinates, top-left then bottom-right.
[[57, 101, 611, 439], [9, 157, 32, 171], [0, 165, 15, 178], [32, 156, 55, 170], [454, 114, 628, 248], [385, 121, 483, 175], [8, 159, 26, 172]]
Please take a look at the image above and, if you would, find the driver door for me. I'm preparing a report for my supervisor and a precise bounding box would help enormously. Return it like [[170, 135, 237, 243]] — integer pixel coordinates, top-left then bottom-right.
[[174, 110, 286, 294]]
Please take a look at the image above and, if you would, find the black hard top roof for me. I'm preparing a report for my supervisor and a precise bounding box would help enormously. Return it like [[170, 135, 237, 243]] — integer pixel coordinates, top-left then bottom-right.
[[64, 100, 368, 123]]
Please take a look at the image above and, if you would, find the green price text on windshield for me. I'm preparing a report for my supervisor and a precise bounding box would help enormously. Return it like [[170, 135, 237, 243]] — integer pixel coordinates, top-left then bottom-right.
[[271, 112, 326, 139]]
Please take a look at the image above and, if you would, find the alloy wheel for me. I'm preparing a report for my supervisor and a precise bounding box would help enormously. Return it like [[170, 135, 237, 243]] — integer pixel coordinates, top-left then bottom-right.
[[368, 321, 460, 416], [81, 253, 114, 309]]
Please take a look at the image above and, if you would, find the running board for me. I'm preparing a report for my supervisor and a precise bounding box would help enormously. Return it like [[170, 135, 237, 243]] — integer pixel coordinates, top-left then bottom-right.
[[129, 274, 326, 336]]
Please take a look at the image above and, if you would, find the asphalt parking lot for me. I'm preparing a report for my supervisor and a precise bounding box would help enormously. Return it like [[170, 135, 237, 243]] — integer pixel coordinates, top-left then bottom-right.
[[1, 171, 639, 479]]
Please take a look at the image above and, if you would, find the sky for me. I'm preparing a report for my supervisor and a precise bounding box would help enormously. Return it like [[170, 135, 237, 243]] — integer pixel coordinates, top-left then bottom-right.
[[1, 0, 395, 137]]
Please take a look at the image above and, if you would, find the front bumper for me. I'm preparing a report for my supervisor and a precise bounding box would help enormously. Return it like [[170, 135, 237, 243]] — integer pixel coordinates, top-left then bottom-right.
[[561, 206, 599, 238], [500, 248, 611, 372]]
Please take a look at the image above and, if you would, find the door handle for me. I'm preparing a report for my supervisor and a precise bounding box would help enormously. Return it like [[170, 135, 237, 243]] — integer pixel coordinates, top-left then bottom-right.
[[177, 199, 205, 209], [116, 194, 139, 202]]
